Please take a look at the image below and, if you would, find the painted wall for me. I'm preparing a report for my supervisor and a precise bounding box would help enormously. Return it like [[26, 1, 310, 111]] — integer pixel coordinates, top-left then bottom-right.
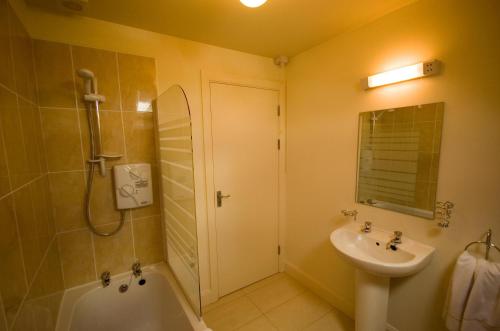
[[0, 1, 64, 329], [285, 0, 500, 330], [7, 0, 283, 303]]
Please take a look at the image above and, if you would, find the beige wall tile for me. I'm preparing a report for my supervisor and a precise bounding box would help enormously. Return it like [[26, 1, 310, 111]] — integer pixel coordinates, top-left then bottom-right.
[[13, 291, 63, 331], [48, 172, 86, 232], [132, 216, 163, 265], [26, 241, 64, 305], [9, 9, 36, 103], [0, 118, 10, 197], [32, 106, 48, 173], [0, 86, 30, 189], [34, 40, 75, 108], [90, 172, 122, 225], [41, 108, 83, 171], [0, 0, 14, 91], [0, 300, 6, 331], [31, 176, 54, 253], [0, 195, 27, 326], [79, 109, 125, 166], [72, 46, 121, 111], [13, 185, 42, 284], [93, 222, 134, 275], [58, 230, 96, 288], [123, 111, 156, 163], [117, 54, 156, 112], [18, 99, 42, 181]]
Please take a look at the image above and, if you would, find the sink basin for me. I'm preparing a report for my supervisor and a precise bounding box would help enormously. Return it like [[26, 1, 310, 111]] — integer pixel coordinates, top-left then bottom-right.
[[330, 222, 434, 277], [330, 222, 435, 331]]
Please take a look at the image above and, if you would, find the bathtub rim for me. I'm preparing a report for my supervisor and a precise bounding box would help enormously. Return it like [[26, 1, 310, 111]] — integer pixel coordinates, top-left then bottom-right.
[[55, 262, 208, 331]]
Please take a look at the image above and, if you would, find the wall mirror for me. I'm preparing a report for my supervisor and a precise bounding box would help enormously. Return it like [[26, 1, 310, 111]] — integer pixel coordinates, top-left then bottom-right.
[[356, 102, 444, 219]]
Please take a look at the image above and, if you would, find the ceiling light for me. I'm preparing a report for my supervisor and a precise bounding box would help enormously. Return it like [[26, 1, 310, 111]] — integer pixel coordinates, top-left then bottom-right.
[[240, 0, 268, 8], [362, 60, 441, 89]]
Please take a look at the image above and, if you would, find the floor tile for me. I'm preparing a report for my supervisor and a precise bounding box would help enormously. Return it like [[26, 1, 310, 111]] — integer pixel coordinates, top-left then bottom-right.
[[203, 289, 246, 313], [242, 273, 285, 294], [236, 316, 277, 331], [204, 296, 261, 331], [247, 276, 304, 312], [265, 292, 331, 331], [303, 310, 354, 331]]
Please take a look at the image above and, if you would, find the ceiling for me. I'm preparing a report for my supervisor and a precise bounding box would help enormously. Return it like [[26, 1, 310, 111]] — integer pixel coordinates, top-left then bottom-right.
[[25, 0, 416, 57]]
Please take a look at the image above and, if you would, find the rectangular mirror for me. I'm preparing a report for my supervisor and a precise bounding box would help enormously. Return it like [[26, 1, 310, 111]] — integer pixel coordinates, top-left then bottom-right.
[[356, 102, 444, 219]]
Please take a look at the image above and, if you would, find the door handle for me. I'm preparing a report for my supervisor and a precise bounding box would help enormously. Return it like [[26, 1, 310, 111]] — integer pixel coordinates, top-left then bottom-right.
[[217, 191, 231, 207]]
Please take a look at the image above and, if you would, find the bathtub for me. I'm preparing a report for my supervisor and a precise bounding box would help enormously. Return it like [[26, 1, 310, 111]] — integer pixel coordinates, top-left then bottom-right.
[[56, 263, 209, 331]]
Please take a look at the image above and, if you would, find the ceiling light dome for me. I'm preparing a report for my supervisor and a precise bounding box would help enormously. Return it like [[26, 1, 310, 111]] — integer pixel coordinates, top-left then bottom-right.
[[240, 0, 267, 8]]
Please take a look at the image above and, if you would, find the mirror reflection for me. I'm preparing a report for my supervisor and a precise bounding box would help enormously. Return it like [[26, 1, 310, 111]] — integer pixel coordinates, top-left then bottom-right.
[[356, 102, 444, 219]]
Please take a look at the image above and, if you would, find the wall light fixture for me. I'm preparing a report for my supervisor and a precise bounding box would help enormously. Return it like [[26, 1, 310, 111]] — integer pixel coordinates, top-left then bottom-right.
[[362, 60, 441, 89], [240, 0, 267, 8]]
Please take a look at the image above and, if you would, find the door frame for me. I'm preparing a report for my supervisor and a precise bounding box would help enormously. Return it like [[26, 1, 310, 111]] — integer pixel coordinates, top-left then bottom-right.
[[200, 71, 286, 305]]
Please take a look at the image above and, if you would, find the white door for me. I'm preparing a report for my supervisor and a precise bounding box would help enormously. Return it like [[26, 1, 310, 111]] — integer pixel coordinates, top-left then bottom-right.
[[210, 82, 280, 296]]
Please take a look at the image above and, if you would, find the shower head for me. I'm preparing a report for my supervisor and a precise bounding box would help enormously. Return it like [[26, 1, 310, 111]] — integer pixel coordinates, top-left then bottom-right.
[[77, 68, 97, 94], [77, 68, 95, 79]]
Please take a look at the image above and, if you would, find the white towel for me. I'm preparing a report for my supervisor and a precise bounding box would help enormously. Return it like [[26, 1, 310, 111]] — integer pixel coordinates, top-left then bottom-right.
[[444, 251, 477, 331], [461, 257, 500, 331]]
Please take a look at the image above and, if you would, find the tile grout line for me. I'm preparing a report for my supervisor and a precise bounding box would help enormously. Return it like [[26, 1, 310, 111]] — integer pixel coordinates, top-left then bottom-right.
[[9, 235, 58, 328], [298, 308, 333, 331], [115, 52, 138, 261], [0, 294, 7, 331], [56, 217, 137, 236], [0, 99, 13, 197], [55, 234, 67, 289], [31, 38, 51, 176], [206, 274, 331, 331], [0, 173, 46, 204]]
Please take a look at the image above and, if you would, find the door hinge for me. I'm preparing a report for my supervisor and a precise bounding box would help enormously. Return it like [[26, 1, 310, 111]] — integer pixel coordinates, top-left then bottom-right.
[[277, 105, 281, 116], [277, 139, 281, 150], [278, 245, 281, 255]]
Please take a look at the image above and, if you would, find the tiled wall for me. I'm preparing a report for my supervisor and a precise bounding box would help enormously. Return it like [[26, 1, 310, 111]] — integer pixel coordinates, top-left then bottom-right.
[[0, 0, 64, 330], [1, 1, 163, 329], [33, 39, 164, 288]]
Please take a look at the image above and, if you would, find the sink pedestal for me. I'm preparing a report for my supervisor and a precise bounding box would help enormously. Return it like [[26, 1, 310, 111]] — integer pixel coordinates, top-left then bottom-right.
[[355, 270, 389, 331]]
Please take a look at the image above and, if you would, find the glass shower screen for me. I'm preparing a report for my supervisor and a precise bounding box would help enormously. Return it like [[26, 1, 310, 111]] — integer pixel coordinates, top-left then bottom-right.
[[155, 85, 201, 317]]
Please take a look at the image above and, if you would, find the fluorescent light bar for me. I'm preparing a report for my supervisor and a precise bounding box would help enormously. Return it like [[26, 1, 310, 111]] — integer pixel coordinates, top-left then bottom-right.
[[363, 60, 440, 89]]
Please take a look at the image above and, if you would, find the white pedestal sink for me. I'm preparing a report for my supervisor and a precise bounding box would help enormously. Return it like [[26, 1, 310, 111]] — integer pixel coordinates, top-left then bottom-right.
[[330, 222, 434, 331]]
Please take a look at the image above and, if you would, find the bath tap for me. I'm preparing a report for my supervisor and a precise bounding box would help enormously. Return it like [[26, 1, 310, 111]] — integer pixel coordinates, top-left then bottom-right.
[[101, 271, 111, 287], [341, 209, 358, 221], [361, 221, 372, 233], [132, 262, 142, 278], [386, 231, 403, 250]]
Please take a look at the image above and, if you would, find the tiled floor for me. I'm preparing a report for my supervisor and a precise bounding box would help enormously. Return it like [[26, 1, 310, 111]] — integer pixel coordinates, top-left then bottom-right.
[[203, 273, 354, 331]]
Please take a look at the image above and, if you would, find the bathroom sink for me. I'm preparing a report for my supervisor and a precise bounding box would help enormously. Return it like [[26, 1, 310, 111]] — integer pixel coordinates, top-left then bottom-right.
[[330, 222, 435, 277]]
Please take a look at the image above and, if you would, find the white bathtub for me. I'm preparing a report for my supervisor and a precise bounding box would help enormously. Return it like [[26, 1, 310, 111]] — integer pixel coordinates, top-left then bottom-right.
[[56, 263, 209, 331]]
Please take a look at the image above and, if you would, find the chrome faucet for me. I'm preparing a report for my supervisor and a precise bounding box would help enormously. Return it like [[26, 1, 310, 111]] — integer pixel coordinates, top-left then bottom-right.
[[386, 231, 403, 250], [101, 271, 111, 287], [132, 261, 142, 278], [341, 209, 358, 221], [361, 221, 372, 233]]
